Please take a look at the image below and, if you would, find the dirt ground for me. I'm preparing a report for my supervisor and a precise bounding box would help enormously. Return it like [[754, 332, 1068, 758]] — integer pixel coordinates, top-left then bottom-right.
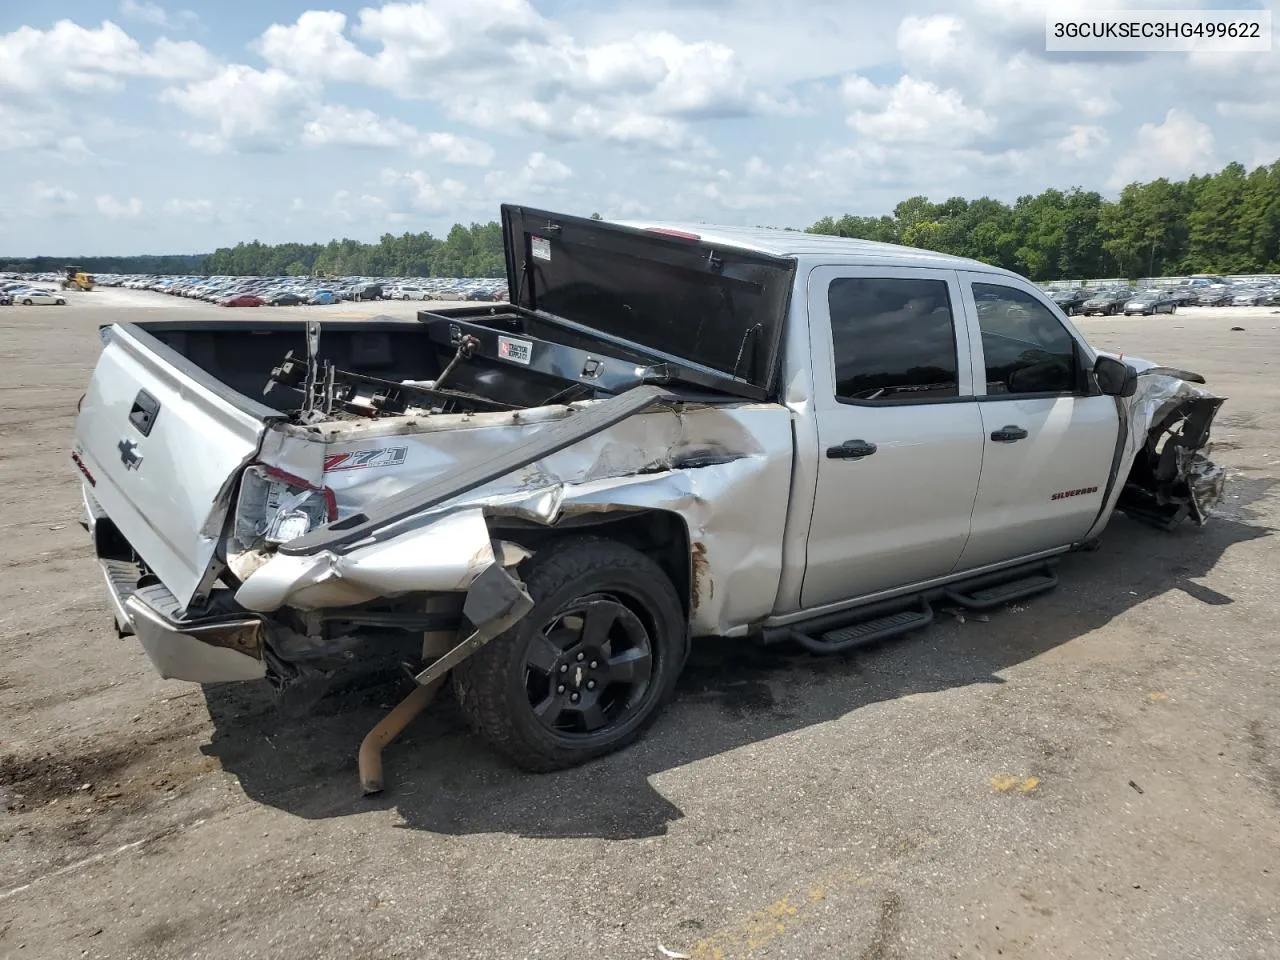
[[1, 289, 1278, 960]]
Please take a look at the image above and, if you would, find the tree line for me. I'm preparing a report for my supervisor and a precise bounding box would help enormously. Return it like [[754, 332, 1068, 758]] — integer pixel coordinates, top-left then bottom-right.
[[807, 160, 1280, 280], [5, 160, 1275, 280], [0, 254, 207, 275], [202, 222, 505, 278]]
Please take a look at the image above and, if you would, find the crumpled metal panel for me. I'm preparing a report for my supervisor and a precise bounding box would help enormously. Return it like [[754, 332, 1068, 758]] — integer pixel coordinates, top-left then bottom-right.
[[236, 404, 795, 634], [235, 508, 495, 612], [1085, 352, 1228, 537], [1182, 450, 1227, 524]]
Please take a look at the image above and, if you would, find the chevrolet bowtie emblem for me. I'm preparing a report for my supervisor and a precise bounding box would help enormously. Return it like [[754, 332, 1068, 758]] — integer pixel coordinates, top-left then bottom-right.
[[118, 438, 142, 471]]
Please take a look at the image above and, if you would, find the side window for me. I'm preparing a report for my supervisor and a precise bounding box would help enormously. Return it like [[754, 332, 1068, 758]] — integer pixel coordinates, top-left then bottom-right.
[[972, 283, 1081, 396], [827, 277, 959, 402]]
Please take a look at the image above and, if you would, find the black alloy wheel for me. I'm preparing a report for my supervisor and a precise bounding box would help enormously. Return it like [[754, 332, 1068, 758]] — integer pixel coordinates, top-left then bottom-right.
[[523, 594, 655, 736], [453, 536, 686, 772]]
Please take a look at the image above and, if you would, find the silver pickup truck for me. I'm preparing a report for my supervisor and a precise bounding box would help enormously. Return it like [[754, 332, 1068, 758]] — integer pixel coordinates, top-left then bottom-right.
[[72, 205, 1226, 792]]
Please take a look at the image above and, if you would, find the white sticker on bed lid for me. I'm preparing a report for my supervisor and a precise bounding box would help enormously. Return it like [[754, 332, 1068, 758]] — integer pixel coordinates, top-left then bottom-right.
[[531, 235, 551, 261], [497, 335, 533, 365]]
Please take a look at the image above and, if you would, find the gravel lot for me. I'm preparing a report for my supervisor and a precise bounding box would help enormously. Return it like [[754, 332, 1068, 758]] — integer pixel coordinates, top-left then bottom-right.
[[2, 288, 1278, 960]]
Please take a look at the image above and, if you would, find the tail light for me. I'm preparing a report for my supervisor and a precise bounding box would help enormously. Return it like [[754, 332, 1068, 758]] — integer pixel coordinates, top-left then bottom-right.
[[234, 464, 337, 547], [71, 451, 96, 486]]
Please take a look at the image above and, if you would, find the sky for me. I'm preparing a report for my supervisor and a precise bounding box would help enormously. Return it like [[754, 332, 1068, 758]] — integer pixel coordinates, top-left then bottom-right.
[[0, 0, 1276, 255]]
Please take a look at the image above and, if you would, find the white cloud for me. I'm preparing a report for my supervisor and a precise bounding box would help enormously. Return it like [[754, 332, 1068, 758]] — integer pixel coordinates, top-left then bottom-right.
[[162, 65, 316, 152], [3, 1, 1277, 255], [301, 105, 417, 149], [255, 11, 370, 83], [33, 182, 79, 214], [96, 194, 145, 218], [249, 2, 784, 152], [378, 169, 470, 212], [483, 151, 574, 200], [412, 132, 495, 167], [118, 1, 199, 31], [0, 20, 216, 96], [163, 198, 215, 220], [164, 69, 499, 163], [330, 188, 398, 225], [1058, 124, 1110, 160], [524, 151, 572, 183], [895, 14, 966, 73], [1108, 109, 1216, 188], [744, 156, 772, 180], [844, 75, 996, 145]]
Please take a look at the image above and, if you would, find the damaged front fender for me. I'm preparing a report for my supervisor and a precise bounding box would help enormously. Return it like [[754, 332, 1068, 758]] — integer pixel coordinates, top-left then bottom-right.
[[1105, 356, 1228, 532]]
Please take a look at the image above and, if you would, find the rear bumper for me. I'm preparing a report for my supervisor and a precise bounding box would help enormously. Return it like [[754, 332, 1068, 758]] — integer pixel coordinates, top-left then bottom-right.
[[123, 592, 267, 683], [87, 486, 268, 684]]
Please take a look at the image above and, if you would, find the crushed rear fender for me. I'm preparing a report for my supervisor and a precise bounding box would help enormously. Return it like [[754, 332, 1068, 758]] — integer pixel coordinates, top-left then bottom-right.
[[232, 399, 795, 637]]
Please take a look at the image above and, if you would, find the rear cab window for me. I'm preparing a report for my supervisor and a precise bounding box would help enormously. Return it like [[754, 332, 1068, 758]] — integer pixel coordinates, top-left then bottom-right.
[[827, 277, 960, 403], [971, 282, 1084, 397]]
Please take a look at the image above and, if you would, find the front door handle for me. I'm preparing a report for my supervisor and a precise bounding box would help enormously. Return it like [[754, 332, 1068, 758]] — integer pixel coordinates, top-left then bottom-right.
[[991, 425, 1028, 442], [827, 439, 878, 459]]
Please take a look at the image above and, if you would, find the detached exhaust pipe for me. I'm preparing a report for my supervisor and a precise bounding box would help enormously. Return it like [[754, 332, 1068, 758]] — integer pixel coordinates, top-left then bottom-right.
[[357, 562, 534, 795]]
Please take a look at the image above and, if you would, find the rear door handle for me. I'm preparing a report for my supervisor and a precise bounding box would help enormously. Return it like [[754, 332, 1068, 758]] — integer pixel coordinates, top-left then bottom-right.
[[827, 439, 878, 459], [990, 425, 1028, 442]]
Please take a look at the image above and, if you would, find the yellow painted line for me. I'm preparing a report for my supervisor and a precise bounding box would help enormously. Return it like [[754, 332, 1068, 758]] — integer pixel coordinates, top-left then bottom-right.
[[990, 774, 1040, 793], [684, 874, 874, 959]]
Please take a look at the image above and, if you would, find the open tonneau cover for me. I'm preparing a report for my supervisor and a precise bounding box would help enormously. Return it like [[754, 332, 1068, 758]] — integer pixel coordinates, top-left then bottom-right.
[[500, 204, 796, 397]]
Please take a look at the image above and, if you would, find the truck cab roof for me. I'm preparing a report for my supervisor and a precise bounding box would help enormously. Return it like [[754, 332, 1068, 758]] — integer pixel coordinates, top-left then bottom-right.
[[609, 219, 1025, 279]]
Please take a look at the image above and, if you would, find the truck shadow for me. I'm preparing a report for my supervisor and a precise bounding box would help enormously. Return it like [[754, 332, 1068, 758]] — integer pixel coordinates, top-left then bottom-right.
[[200, 480, 1274, 840]]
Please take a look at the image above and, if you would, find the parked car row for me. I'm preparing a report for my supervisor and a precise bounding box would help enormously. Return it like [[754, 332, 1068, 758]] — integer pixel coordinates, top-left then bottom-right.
[[0, 280, 67, 306], [91, 273, 507, 307], [1042, 275, 1280, 316]]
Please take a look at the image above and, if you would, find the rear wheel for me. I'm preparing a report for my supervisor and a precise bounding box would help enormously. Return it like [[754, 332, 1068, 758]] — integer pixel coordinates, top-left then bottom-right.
[[22, 298, 31, 305], [453, 536, 686, 772], [56, 298, 65, 305]]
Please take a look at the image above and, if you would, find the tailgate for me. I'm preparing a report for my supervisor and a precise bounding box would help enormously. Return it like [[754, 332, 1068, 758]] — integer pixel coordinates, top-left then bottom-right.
[[74, 324, 276, 608]]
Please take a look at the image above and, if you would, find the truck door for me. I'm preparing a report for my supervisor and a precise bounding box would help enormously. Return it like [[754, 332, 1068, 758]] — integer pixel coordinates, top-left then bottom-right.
[[953, 273, 1120, 570], [800, 267, 985, 608]]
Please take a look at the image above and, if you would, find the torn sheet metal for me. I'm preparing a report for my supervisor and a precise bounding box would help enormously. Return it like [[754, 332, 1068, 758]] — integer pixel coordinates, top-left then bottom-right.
[[235, 403, 795, 634], [1086, 353, 1228, 537], [235, 508, 495, 612]]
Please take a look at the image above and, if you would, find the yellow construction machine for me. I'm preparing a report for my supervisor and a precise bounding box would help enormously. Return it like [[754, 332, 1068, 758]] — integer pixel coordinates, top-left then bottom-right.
[[62, 266, 95, 291]]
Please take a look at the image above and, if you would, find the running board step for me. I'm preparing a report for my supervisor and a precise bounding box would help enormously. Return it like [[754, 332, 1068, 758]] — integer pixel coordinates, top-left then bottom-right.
[[100, 557, 142, 637], [789, 601, 933, 655], [944, 567, 1059, 611]]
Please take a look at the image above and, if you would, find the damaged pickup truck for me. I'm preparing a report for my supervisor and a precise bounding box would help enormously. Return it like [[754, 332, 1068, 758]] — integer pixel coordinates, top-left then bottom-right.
[[72, 205, 1227, 792]]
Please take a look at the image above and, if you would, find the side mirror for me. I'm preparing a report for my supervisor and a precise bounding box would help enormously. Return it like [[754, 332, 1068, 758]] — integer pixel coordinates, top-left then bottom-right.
[[1094, 355, 1137, 397]]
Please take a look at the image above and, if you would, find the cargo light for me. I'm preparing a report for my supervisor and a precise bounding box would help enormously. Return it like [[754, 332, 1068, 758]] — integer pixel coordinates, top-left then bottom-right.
[[644, 227, 701, 241]]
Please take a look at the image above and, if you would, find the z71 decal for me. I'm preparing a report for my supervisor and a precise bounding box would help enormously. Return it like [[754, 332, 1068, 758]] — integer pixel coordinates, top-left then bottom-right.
[[1050, 485, 1099, 502], [324, 447, 408, 472]]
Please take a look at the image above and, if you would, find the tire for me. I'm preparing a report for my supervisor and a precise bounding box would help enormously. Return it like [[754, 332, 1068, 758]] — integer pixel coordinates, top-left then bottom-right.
[[22, 298, 31, 305], [453, 536, 687, 772], [56, 299, 65, 306]]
